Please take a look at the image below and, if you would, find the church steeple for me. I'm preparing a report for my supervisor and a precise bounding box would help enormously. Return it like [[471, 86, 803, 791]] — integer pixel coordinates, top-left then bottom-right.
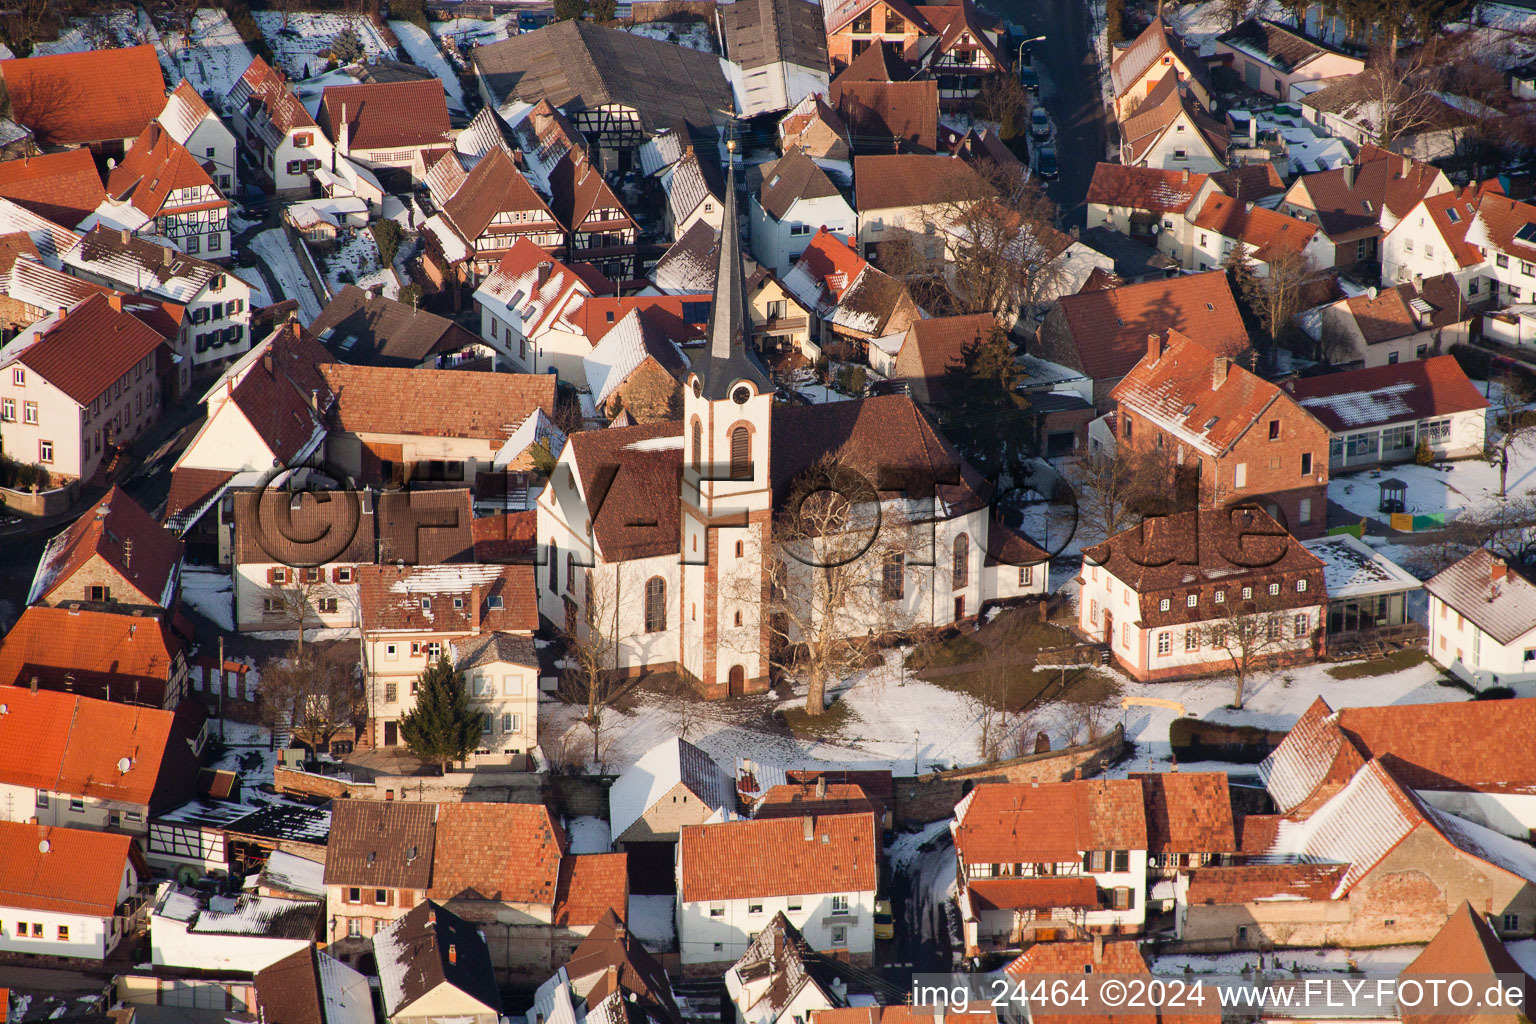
[[694, 139, 771, 401]]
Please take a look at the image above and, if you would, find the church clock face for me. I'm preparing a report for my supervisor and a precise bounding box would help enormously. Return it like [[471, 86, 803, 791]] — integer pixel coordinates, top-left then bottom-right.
[[731, 385, 751, 405]]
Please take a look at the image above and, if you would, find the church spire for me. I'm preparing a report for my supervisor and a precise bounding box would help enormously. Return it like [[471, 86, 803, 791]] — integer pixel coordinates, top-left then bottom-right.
[[696, 137, 771, 400]]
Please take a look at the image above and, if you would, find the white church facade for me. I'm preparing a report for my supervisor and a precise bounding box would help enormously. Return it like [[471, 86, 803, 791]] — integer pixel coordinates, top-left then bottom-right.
[[535, 153, 1047, 699]]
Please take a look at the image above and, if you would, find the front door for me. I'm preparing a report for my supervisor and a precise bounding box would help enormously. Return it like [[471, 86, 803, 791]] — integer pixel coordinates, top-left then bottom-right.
[[728, 664, 745, 697], [1104, 609, 1114, 646], [954, 596, 966, 621], [384, 721, 398, 746]]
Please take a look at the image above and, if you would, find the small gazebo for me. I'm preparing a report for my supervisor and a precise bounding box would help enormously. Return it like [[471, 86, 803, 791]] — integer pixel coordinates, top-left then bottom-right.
[[1378, 478, 1406, 515]]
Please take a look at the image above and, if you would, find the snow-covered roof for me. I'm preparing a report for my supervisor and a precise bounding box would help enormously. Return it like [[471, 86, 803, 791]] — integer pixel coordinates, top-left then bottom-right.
[[494, 407, 566, 470], [1301, 534, 1420, 600], [0, 196, 80, 265], [77, 199, 153, 236], [1425, 804, 1536, 885], [191, 892, 323, 938], [260, 850, 328, 899], [868, 330, 906, 356], [583, 307, 691, 408], [421, 213, 471, 264], [609, 737, 734, 844], [318, 949, 375, 1024], [1297, 380, 1416, 428]]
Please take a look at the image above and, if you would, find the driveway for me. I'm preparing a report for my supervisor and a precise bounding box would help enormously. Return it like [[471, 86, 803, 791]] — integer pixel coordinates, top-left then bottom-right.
[[993, 0, 1109, 228]]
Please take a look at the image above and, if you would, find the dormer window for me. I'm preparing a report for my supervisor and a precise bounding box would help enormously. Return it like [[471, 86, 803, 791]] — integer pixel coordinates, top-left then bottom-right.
[[420, 597, 431, 611]]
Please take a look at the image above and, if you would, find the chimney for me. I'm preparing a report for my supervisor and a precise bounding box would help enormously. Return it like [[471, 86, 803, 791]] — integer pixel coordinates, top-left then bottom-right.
[[1249, 116, 1257, 147], [309, 388, 319, 410], [1492, 556, 1508, 583], [119, 227, 131, 246], [1342, 163, 1354, 189], [1070, 224, 1080, 239], [263, 353, 273, 374], [56, 306, 66, 322], [1147, 333, 1165, 363], [29, 676, 37, 693], [1073, 767, 1083, 780], [162, 246, 174, 267], [107, 293, 122, 313], [802, 815, 814, 841], [448, 944, 457, 965], [1212, 355, 1230, 389], [1093, 933, 1104, 966], [471, 583, 483, 633], [1181, 167, 1190, 184], [815, 775, 827, 799], [339, 103, 350, 158], [537, 261, 553, 287]]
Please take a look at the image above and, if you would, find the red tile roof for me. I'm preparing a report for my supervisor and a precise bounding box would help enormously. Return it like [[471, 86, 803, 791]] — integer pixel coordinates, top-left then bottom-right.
[[852, 154, 992, 213], [967, 876, 1098, 911], [1086, 163, 1207, 215], [108, 122, 224, 220], [357, 563, 538, 634], [1005, 939, 1149, 974], [442, 148, 558, 244], [163, 467, 234, 526], [30, 485, 183, 608], [231, 56, 317, 134], [470, 509, 537, 563], [0, 150, 104, 226], [430, 802, 566, 906], [953, 780, 1147, 863], [8, 293, 167, 405], [218, 322, 335, 466], [0, 605, 185, 706], [1190, 194, 1318, 263], [550, 150, 635, 235], [319, 363, 556, 441], [830, 79, 939, 152], [1128, 771, 1236, 854], [0, 821, 131, 916], [1401, 901, 1535, 1024], [755, 782, 879, 819], [1288, 355, 1489, 434], [1469, 188, 1536, 265], [1050, 270, 1248, 383], [553, 852, 629, 926], [1415, 184, 1495, 269], [574, 294, 711, 345], [1336, 698, 1536, 795], [319, 80, 451, 152], [679, 812, 877, 902], [1112, 329, 1318, 458], [0, 687, 187, 807], [1184, 863, 1345, 904], [0, 46, 166, 146], [1339, 274, 1470, 343]]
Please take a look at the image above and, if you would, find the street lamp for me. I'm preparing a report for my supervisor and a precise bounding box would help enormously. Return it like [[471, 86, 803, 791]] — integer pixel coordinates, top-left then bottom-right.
[[913, 728, 921, 776], [1017, 34, 1045, 70]]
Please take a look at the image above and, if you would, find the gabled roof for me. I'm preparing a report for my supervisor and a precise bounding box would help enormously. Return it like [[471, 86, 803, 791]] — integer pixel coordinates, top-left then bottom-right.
[[0, 149, 104, 227], [1049, 270, 1247, 382], [323, 800, 436, 889], [429, 801, 565, 906], [651, 219, 722, 294], [203, 321, 333, 468], [1122, 86, 1229, 168], [1208, 163, 1284, 203], [1112, 329, 1306, 458], [566, 421, 686, 561], [893, 312, 997, 406], [451, 630, 538, 671], [924, 0, 1005, 68], [473, 20, 732, 135], [1110, 16, 1206, 99], [584, 307, 690, 408], [159, 80, 218, 147], [1301, 72, 1467, 137], [473, 238, 604, 333], [1466, 188, 1536, 265], [318, 80, 452, 151], [256, 948, 373, 1024], [441, 147, 560, 243], [1086, 162, 1207, 215], [782, 227, 919, 336], [1288, 152, 1449, 238], [758, 145, 843, 221], [228, 56, 317, 141], [723, 0, 829, 71], [566, 910, 683, 1024], [1289, 355, 1488, 433], [780, 92, 851, 149], [311, 284, 481, 367], [319, 363, 556, 441], [1182, 862, 1346, 903], [231, 489, 474, 567], [1, 293, 166, 406], [662, 147, 724, 227], [1335, 274, 1470, 343], [0, 688, 191, 808], [0, 45, 166, 146], [1005, 940, 1149, 975], [1128, 771, 1237, 854], [64, 225, 241, 304], [549, 150, 635, 234], [28, 486, 183, 608], [831, 79, 939, 152], [1083, 507, 1325, 599], [108, 122, 223, 220], [1401, 901, 1535, 1024], [357, 563, 538, 635], [505, 99, 584, 195], [1424, 550, 1536, 647], [609, 737, 734, 842], [376, 901, 502, 1018], [679, 812, 878, 902], [1192, 194, 1318, 262], [853, 153, 990, 212], [1216, 18, 1337, 74], [729, 911, 906, 1018], [553, 852, 629, 926], [835, 39, 913, 83], [0, 821, 131, 917], [952, 780, 1147, 863]]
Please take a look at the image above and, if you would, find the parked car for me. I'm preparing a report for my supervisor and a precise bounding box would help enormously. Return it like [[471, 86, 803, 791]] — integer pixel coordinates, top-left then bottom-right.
[[1036, 146, 1058, 179], [874, 899, 896, 940], [1019, 64, 1039, 92], [1030, 108, 1051, 139]]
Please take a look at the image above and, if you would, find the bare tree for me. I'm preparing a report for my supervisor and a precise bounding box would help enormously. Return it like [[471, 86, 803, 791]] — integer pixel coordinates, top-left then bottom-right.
[[1199, 595, 1302, 708], [1355, 46, 1450, 151], [556, 568, 636, 769], [1242, 247, 1313, 347], [260, 644, 363, 752], [1066, 445, 1170, 547], [750, 453, 918, 716], [1489, 372, 1536, 499], [264, 573, 346, 656], [1219, 0, 1253, 31]]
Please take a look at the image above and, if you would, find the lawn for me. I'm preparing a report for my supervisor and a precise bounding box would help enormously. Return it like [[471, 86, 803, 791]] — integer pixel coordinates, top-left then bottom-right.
[[904, 607, 1120, 713], [778, 698, 859, 739], [1325, 648, 1430, 680]]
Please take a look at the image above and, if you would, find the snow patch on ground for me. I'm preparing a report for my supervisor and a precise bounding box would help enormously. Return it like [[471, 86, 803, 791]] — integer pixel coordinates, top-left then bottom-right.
[[890, 820, 961, 958], [1153, 945, 1425, 975], [624, 20, 717, 53], [324, 228, 398, 299], [161, 9, 256, 102], [432, 14, 521, 51], [180, 566, 234, 632], [565, 815, 612, 854], [627, 894, 677, 952], [255, 12, 393, 78], [250, 229, 324, 323]]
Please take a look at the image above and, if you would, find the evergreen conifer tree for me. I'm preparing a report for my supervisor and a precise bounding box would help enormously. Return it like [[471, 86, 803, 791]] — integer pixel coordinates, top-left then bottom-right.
[[399, 657, 484, 769]]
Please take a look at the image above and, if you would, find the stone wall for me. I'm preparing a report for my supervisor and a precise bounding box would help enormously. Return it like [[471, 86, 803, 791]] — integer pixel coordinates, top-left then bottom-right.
[[273, 765, 610, 815], [891, 725, 1127, 826], [0, 481, 78, 517]]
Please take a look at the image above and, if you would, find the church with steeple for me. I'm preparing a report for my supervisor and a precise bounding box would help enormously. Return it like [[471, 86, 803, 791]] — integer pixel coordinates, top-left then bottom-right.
[[535, 147, 1046, 700]]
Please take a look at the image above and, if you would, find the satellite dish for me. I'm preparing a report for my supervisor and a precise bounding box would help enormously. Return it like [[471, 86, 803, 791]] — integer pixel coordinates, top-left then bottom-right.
[[0, 703, 7, 714], [117, 756, 132, 773], [38, 839, 50, 853]]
